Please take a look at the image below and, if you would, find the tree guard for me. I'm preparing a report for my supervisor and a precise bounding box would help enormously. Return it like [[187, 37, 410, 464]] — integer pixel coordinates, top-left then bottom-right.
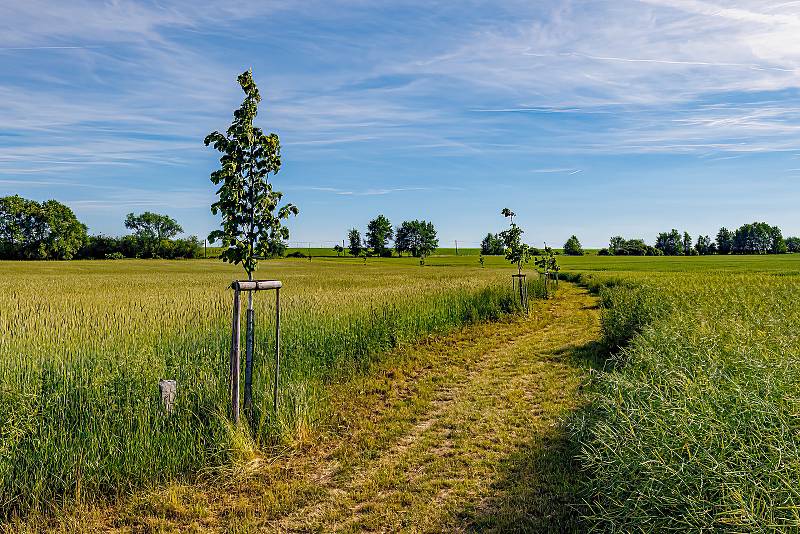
[[512, 274, 528, 313], [229, 279, 282, 425]]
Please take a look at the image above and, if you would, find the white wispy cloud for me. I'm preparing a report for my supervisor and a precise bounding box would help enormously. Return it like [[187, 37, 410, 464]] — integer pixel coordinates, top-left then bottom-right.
[[530, 168, 582, 174], [3, 0, 800, 200], [293, 185, 433, 196]]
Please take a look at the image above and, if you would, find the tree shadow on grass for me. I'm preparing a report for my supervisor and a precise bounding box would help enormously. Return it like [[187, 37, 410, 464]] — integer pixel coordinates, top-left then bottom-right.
[[455, 340, 608, 533]]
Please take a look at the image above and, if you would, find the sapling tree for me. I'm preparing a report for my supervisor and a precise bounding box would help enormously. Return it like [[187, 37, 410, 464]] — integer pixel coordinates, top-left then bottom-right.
[[205, 70, 298, 421], [498, 208, 532, 308], [498, 208, 531, 275], [534, 244, 560, 296]]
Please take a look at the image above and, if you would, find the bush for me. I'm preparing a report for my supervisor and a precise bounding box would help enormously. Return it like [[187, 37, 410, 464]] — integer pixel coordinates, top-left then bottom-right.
[[79, 235, 200, 259]]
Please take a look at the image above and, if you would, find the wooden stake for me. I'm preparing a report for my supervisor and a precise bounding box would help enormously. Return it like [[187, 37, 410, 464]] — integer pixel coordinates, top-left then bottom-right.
[[230, 287, 241, 424], [273, 287, 281, 415]]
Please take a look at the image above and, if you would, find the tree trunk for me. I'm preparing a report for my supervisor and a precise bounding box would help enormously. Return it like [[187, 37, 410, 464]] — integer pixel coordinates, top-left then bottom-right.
[[244, 271, 255, 422]]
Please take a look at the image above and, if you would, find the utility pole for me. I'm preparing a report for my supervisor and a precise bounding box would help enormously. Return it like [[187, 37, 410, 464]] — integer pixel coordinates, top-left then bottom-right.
[[204, 239, 207, 258], [455, 240, 459, 256]]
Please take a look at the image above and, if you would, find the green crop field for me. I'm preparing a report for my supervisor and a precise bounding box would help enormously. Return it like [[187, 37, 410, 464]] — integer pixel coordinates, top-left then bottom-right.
[[559, 260, 800, 530], [2, 253, 799, 530], [0, 258, 546, 518]]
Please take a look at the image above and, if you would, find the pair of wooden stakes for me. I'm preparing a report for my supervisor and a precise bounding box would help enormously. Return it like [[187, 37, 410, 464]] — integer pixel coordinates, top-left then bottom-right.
[[229, 279, 282, 425]]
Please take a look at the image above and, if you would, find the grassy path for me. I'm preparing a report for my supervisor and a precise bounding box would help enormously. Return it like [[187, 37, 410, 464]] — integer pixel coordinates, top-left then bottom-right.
[[49, 283, 599, 533], [269, 283, 601, 533]]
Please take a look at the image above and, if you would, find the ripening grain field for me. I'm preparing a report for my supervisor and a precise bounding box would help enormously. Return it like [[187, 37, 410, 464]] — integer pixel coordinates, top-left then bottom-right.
[[4, 254, 800, 529], [563, 256, 800, 530], [0, 258, 539, 517]]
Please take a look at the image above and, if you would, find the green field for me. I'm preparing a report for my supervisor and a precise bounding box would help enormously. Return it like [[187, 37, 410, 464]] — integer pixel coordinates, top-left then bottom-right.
[[561, 261, 800, 529], [0, 258, 544, 517], [2, 253, 799, 529]]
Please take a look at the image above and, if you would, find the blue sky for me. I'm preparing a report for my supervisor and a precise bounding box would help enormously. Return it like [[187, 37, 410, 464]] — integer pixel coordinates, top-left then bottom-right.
[[2, 0, 800, 248]]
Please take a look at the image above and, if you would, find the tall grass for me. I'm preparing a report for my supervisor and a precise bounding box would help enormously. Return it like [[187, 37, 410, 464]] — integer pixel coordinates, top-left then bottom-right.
[[570, 270, 800, 530], [0, 259, 541, 516]]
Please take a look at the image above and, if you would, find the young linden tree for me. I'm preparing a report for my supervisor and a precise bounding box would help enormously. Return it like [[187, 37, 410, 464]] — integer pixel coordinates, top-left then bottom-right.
[[205, 70, 298, 279], [499, 208, 531, 275]]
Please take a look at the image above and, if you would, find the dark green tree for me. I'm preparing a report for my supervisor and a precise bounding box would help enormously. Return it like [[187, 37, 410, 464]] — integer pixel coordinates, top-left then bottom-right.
[[563, 235, 584, 256], [124, 211, 182, 241], [347, 228, 363, 256], [480, 233, 505, 255], [0, 195, 39, 259], [655, 229, 683, 256], [695, 235, 711, 255], [771, 225, 787, 254], [609, 236, 625, 255], [125, 211, 183, 257], [366, 215, 394, 256], [0, 195, 87, 260], [786, 236, 800, 253], [395, 220, 438, 258], [682, 232, 693, 256], [620, 239, 649, 256], [732, 222, 783, 254], [716, 227, 733, 254]]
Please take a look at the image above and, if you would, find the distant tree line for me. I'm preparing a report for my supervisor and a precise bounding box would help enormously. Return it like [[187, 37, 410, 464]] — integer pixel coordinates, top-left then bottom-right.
[[481, 232, 555, 257], [0, 195, 201, 260], [344, 215, 438, 259], [596, 222, 794, 256]]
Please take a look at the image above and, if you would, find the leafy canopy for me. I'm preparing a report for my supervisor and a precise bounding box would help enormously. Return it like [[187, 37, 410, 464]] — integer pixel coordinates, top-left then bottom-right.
[[395, 220, 438, 258], [125, 212, 183, 241], [204, 70, 298, 276], [480, 233, 504, 255], [563, 235, 584, 256], [498, 208, 531, 275], [0, 195, 87, 260], [366, 215, 394, 256], [534, 245, 560, 274], [347, 228, 363, 256]]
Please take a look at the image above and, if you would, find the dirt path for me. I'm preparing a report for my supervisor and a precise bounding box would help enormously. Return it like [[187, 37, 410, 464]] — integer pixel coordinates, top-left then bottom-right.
[[90, 283, 600, 533], [276, 283, 599, 532]]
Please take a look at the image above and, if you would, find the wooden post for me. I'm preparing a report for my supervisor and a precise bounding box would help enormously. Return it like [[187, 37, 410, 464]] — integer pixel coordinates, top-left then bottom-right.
[[244, 280, 255, 421], [230, 287, 241, 424], [273, 286, 281, 415], [228, 279, 282, 425]]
